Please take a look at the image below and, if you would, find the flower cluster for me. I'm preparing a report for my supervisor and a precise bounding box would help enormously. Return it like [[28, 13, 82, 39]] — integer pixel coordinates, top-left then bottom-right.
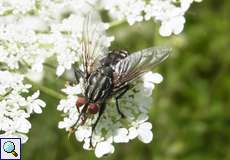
[[100, 0, 146, 25], [0, 71, 45, 143], [57, 72, 163, 157], [0, 0, 114, 76], [101, 0, 202, 36], [0, 0, 49, 143], [144, 0, 202, 36], [0, 0, 36, 15], [0, 18, 52, 72]]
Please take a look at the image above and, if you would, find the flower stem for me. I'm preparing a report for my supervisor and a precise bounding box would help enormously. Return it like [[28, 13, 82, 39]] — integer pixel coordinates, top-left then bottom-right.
[[43, 63, 56, 70], [109, 20, 126, 28], [25, 77, 66, 99], [0, 88, 13, 101]]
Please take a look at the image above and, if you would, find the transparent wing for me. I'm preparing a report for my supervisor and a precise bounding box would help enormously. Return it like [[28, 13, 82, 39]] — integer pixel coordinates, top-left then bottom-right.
[[113, 46, 171, 88], [81, 12, 109, 78]]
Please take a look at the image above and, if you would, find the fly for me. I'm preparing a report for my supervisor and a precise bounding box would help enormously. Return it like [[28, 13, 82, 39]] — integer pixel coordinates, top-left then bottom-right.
[[68, 13, 171, 147]]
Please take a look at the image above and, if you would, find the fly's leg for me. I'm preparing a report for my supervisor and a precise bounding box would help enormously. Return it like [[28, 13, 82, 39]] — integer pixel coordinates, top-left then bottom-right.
[[115, 86, 129, 118], [68, 104, 88, 137], [66, 68, 84, 87], [74, 68, 84, 83], [89, 103, 106, 148]]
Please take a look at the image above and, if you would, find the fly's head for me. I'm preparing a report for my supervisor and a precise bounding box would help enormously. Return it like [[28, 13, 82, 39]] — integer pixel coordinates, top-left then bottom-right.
[[68, 96, 99, 136], [76, 96, 99, 122]]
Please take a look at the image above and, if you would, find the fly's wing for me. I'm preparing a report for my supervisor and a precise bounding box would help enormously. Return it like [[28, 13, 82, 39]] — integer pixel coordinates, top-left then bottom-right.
[[81, 12, 109, 78], [113, 46, 171, 89]]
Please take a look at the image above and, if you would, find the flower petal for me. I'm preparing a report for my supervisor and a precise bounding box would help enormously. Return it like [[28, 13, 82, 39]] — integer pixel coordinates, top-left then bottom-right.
[[113, 128, 129, 143], [137, 122, 153, 144], [137, 128, 153, 144], [16, 118, 31, 133], [139, 122, 152, 130], [128, 127, 138, 140], [95, 141, 114, 158], [33, 104, 42, 114], [137, 114, 149, 123]]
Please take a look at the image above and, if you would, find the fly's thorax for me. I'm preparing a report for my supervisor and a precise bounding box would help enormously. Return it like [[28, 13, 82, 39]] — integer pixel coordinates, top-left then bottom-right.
[[85, 66, 113, 103], [100, 50, 128, 66]]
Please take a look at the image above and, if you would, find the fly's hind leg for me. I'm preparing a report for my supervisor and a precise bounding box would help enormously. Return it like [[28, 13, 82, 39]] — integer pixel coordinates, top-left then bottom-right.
[[115, 86, 129, 118], [89, 103, 106, 148]]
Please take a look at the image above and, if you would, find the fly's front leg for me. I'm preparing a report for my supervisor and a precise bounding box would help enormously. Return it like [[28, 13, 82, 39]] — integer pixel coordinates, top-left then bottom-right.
[[89, 103, 106, 148], [115, 86, 129, 118], [74, 68, 84, 83], [68, 104, 88, 138]]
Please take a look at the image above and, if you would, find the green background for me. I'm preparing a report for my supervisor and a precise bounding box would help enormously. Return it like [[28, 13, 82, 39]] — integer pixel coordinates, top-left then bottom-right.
[[23, 0, 230, 160]]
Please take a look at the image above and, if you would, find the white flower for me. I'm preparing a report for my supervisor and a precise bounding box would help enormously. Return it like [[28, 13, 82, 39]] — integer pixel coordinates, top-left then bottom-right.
[[137, 122, 153, 143], [142, 72, 164, 96], [58, 117, 76, 131], [159, 16, 185, 36], [75, 126, 91, 142], [0, 20, 52, 72], [0, 71, 46, 143], [62, 84, 82, 95], [100, 0, 145, 25], [0, 0, 113, 76], [113, 128, 129, 143], [101, 0, 202, 36], [129, 114, 153, 143], [14, 117, 32, 133], [26, 91, 46, 114], [144, 0, 199, 36], [95, 140, 115, 158], [0, 0, 36, 15], [57, 96, 77, 113]]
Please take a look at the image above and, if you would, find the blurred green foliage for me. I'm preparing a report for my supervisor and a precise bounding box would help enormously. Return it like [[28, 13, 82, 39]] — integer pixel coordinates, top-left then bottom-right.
[[23, 0, 230, 160]]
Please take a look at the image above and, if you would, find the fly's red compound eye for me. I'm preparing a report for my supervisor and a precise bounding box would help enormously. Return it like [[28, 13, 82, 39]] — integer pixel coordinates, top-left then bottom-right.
[[76, 97, 87, 108], [88, 103, 99, 114]]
